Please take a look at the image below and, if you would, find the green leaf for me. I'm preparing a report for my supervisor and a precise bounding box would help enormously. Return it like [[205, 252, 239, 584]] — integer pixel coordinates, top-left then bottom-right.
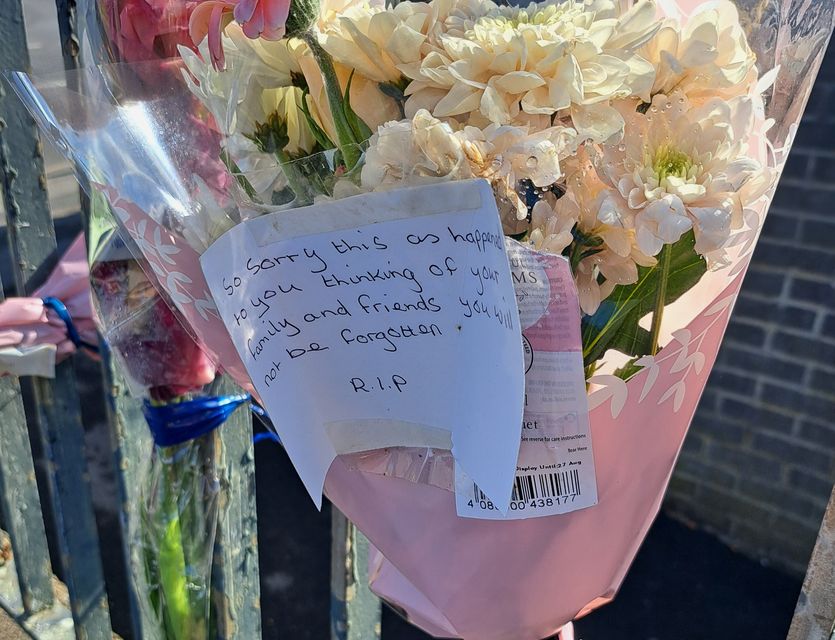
[[379, 78, 408, 102], [607, 323, 653, 359], [613, 357, 644, 381], [581, 231, 706, 367], [379, 78, 408, 118], [220, 150, 261, 202], [300, 91, 336, 150], [343, 71, 373, 143], [86, 185, 117, 265], [300, 33, 362, 168]]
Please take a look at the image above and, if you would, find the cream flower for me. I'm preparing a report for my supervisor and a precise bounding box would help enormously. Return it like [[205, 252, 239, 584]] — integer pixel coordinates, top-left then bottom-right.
[[260, 86, 318, 154], [181, 28, 322, 153], [180, 31, 269, 135], [597, 92, 773, 264], [529, 198, 574, 255], [361, 113, 461, 189], [247, 26, 401, 136], [318, 0, 437, 84], [227, 31, 340, 146], [641, 1, 757, 103], [529, 154, 654, 313], [185, 23, 398, 159], [362, 109, 575, 231], [402, 0, 660, 141]]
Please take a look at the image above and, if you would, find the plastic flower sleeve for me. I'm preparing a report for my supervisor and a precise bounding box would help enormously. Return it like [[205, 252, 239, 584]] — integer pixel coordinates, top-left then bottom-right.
[[10, 64, 254, 382], [17, 7, 257, 639], [87, 194, 256, 639]]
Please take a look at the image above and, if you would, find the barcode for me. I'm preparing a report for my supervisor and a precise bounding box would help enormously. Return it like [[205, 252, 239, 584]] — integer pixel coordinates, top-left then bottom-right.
[[473, 469, 582, 503]]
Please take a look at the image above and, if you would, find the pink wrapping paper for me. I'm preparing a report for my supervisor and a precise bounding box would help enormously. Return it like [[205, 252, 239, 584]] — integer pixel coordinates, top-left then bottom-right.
[[327, 275, 744, 639]]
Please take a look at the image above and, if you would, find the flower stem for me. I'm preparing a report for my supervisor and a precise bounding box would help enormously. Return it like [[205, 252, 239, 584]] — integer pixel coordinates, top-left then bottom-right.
[[274, 147, 314, 206], [649, 243, 672, 355], [158, 457, 191, 640], [299, 32, 362, 170], [220, 150, 261, 203]]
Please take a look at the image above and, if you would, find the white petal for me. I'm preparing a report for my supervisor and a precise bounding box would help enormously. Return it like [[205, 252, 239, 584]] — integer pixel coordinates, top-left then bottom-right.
[[571, 103, 624, 144]]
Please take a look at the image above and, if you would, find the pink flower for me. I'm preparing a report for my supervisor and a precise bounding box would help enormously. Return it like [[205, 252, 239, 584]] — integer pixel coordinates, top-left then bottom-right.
[[189, 0, 290, 69], [101, 0, 201, 63], [90, 257, 217, 399]]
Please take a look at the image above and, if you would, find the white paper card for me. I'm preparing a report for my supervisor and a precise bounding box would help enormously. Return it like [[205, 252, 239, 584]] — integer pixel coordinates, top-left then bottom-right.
[[455, 240, 598, 519], [201, 180, 524, 508]]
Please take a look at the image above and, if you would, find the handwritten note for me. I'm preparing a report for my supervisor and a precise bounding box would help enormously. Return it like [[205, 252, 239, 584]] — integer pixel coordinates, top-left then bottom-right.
[[201, 180, 525, 508]]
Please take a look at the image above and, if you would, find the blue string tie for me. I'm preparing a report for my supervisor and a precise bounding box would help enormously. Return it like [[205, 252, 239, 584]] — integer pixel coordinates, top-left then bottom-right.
[[143, 394, 252, 447], [253, 432, 281, 445], [143, 394, 279, 447], [42, 296, 100, 353]]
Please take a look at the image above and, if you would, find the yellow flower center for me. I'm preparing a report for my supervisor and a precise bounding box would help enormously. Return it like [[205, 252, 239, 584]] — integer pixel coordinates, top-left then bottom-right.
[[652, 145, 692, 182], [486, 8, 555, 28], [467, 3, 581, 41]]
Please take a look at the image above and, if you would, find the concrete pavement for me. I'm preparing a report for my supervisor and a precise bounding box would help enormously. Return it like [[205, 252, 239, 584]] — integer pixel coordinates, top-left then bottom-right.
[[0, 608, 28, 640]]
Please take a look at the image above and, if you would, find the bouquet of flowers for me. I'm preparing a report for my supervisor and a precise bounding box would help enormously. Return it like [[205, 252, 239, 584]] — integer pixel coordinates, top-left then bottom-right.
[[10, 0, 835, 637], [88, 195, 253, 640], [50, 3, 255, 635]]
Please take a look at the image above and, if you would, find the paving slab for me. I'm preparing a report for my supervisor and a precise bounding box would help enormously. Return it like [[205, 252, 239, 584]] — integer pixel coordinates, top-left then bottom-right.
[[0, 608, 28, 640]]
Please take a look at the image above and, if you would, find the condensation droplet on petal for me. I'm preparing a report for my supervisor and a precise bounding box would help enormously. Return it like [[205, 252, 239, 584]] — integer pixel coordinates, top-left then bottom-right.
[[526, 155, 538, 168]]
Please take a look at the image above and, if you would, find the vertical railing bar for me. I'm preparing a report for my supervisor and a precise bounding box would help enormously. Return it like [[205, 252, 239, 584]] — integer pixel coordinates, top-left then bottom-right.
[[99, 349, 154, 639], [330, 510, 382, 640], [54, 0, 82, 73], [55, 0, 157, 636], [0, 1, 111, 637], [0, 270, 54, 616], [52, 0, 91, 228], [53, 0, 91, 219], [211, 376, 262, 638], [25, 370, 112, 639]]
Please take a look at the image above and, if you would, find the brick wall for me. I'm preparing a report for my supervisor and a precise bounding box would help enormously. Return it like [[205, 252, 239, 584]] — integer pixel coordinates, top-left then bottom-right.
[[665, 40, 835, 575]]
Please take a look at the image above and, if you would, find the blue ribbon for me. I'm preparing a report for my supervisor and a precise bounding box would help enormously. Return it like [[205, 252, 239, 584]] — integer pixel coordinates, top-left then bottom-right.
[[42, 296, 100, 353], [251, 403, 281, 445], [143, 394, 252, 447], [253, 432, 281, 445]]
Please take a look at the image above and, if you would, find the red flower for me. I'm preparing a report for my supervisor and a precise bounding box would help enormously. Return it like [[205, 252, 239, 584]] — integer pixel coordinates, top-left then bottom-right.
[[91, 256, 216, 400]]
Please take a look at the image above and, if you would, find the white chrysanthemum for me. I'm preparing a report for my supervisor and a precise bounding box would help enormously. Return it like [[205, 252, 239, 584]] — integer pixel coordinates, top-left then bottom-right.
[[641, 1, 757, 103], [180, 30, 270, 135], [225, 31, 340, 150], [362, 109, 575, 231], [597, 92, 773, 263], [184, 24, 398, 157], [181, 28, 322, 155], [246, 26, 401, 139], [529, 154, 654, 313], [402, 0, 660, 141], [318, 0, 437, 84]]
